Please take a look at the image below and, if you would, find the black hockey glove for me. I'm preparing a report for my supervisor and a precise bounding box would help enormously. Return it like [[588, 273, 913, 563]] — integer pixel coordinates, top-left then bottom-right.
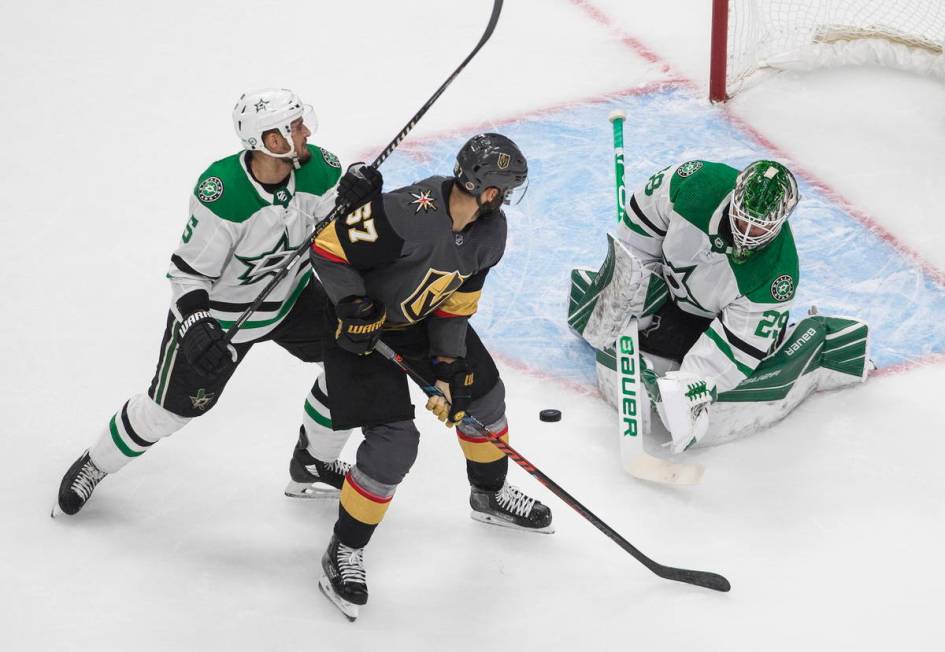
[[178, 311, 238, 377], [334, 296, 386, 356], [428, 358, 474, 426], [336, 163, 383, 211]]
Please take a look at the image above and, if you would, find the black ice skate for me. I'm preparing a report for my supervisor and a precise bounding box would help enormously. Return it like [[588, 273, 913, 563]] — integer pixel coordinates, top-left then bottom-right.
[[285, 429, 351, 499], [318, 535, 368, 621], [470, 481, 554, 534], [52, 450, 107, 517]]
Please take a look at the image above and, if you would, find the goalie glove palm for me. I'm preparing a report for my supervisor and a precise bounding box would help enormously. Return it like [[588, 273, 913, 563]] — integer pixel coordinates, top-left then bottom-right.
[[656, 371, 716, 454]]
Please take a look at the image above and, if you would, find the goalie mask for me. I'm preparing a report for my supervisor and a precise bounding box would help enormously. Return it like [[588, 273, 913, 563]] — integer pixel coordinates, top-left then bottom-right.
[[454, 133, 528, 208], [729, 160, 799, 258], [232, 88, 317, 167]]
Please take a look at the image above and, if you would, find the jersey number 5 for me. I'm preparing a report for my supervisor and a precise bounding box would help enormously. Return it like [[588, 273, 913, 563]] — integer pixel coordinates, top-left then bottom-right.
[[346, 204, 378, 243]]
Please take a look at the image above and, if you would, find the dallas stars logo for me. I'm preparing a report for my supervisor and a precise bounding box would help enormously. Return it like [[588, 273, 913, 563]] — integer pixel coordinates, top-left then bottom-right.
[[235, 230, 297, 285], [197, 177, 224, 203], [770, 274, 795, 302], [676, 160, 703, 178], [663, 261, 710, 313], [190, 388, 215, 411], [410, 190, 437, 213], [254, 99, 269, 112]]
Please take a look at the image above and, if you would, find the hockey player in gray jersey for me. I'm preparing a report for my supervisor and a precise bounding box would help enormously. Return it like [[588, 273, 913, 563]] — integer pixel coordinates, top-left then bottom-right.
[[570, 158, 870, 459], [307, 133, 551, 619], [54, 88, 351, 515]]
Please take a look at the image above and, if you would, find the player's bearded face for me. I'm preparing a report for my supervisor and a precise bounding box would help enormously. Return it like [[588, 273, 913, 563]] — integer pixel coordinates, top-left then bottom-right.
[[290, 118, 312, 163]]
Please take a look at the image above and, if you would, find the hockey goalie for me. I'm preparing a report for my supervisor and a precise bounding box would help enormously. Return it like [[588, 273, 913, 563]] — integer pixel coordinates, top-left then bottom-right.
[[568, 158, 871, 472]]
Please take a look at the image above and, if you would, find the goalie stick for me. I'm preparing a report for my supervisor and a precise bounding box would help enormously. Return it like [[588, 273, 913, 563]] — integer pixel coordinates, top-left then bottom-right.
[[223, 0, 505, 342], [374, 340, 731, 593], [608, 110, 704, 486]]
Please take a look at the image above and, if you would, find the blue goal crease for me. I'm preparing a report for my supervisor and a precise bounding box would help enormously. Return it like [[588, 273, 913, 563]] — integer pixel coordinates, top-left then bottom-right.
[[379, 87, 945, 388]]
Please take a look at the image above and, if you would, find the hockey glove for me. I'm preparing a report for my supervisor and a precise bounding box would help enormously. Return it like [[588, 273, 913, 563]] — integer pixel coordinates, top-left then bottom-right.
[[334, 295, 386, 356], [178, 311, 238, 377], [427, 358, 474, 427], [336, 163, 383, 211], [655, 371, 717, 454]]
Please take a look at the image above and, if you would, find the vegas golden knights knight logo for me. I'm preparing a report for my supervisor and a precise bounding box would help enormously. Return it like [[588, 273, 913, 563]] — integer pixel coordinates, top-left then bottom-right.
[[401, 268, 468, 322]]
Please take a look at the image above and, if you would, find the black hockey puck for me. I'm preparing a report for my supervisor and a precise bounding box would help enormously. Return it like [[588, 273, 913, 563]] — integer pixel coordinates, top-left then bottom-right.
[[539, 409, 562, 422]]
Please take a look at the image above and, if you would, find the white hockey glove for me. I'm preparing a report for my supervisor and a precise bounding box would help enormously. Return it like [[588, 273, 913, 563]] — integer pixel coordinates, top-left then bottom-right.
[[655, 371, 717, 454]]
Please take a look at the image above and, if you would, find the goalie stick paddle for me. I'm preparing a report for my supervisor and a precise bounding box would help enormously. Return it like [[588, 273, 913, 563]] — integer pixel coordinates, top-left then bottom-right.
[[223, 0, 505, 342], [373, 340, 731, 593]]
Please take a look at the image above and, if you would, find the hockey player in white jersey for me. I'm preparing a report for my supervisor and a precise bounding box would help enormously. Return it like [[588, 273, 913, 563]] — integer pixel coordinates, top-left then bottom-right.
[[569, 159, 870, 456], [54, 88, 352, 515]]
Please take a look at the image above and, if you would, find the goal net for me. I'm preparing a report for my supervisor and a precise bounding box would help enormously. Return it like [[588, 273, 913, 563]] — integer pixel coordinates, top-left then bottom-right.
[[710, 0, 945, 100]]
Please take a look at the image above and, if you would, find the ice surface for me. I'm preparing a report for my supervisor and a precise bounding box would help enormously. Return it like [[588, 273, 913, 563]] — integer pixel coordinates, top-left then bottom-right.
[[2, 1, 943, 650]]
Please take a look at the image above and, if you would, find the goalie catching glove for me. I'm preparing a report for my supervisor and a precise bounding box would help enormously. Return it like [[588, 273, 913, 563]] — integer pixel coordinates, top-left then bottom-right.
[[334, 296, 386, 356], [426, 358, 474, 427], [656, 371, 717, 454]]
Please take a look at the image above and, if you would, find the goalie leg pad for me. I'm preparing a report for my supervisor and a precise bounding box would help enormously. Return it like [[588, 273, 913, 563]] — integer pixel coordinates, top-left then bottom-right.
[[569, 234, 666, 349]]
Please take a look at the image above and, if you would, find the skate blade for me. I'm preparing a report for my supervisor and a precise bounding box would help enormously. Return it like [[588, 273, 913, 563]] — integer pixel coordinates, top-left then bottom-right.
[[50, 501, 62, 518], [284, 481, 340, 500], [318, 576, 360, 621], [470, 511, 555, 534], [626, 454, 704, 486]]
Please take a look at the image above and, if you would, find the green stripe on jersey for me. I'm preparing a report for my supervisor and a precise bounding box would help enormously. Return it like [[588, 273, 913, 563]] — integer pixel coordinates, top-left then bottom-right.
[[216, 270, 313, 330], [704, 327, 754, 377]]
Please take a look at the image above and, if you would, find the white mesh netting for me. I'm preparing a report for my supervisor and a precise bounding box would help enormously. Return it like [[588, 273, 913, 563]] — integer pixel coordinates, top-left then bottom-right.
[[727, 1, 945, 95]]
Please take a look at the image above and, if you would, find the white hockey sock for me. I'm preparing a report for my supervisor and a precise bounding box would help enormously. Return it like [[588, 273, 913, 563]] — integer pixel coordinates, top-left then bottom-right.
[[89, 393, 190, 473], [302, 372, 352, 461]]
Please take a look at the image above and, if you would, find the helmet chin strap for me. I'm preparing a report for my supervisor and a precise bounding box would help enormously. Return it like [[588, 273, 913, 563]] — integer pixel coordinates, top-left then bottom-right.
[[259, 126, 301, 169]]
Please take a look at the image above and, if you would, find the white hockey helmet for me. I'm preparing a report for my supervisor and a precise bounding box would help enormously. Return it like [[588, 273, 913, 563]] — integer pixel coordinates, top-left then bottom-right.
[[232, 88, 317, 162]]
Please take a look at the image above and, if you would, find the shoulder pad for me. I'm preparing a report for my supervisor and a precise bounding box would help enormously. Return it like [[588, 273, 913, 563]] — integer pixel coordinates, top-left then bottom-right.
[[295, 145, 342, 195], [193, 152, 263, 223], [738, 225, 800, 304]]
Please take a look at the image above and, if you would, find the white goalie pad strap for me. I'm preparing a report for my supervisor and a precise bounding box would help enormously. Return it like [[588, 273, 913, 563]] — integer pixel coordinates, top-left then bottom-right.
[[583, 234, 659, 349], [656, 372, 715, 454]]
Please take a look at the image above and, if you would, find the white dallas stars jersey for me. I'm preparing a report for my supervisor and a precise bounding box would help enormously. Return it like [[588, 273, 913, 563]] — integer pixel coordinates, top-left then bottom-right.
[[620, 160, 799, 392], [168, 145, 341, 343]]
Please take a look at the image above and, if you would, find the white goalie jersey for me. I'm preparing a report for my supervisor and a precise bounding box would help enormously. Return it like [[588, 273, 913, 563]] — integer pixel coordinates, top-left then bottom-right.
[[618, 160, 800, 393]]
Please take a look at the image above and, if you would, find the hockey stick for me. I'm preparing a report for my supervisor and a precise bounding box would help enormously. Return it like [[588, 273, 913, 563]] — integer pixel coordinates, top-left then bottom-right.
[[223, 0, 505, 342], [373, 340, 731, 593], [605, 111, 704, 485]]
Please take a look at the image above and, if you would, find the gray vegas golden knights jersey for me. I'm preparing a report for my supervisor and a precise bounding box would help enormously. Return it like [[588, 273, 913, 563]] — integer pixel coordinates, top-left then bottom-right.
[[311, 175, 506, 358], [621, 160, 800, 393], [168, 145, 341, 344]]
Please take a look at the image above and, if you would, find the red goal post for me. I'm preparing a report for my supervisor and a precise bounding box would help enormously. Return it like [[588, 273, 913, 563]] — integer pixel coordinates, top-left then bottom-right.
[[710, 0, 945, 102]]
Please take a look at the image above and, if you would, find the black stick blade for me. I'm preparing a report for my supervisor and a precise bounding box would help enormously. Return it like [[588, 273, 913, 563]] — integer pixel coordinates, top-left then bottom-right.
[[657, 567, 731, 592]]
